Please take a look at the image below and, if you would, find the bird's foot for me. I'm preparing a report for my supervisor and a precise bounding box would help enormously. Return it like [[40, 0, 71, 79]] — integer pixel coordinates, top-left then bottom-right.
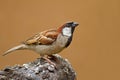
[[42, 56, 56, 68]]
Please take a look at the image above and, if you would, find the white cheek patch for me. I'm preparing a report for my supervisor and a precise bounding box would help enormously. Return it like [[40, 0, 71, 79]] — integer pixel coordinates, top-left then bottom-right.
[[62, 27, 72, 36]]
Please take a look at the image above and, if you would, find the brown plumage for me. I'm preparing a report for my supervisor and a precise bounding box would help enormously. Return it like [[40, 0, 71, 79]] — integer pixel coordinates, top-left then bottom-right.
[[3, 22, 79, 65], [24, 29, 59, 45]]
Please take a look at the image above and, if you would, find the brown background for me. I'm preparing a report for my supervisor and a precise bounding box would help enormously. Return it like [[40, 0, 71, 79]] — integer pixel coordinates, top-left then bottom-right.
[[0, 0, 120, 80]]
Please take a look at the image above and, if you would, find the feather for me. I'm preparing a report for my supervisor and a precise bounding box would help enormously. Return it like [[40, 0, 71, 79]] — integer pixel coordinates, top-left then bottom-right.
[[24, 29, 59, 45], [2, 44, 27, 56]]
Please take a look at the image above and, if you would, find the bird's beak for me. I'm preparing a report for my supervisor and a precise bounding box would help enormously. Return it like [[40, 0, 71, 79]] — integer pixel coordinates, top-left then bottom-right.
[[72, 22, 79, 27]]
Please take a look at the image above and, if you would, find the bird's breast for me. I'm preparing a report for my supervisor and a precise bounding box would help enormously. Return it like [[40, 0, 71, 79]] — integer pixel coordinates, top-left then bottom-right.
[[32, 34, 69, 56]]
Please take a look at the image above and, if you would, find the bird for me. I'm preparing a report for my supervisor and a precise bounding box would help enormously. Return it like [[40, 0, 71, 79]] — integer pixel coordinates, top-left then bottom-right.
[[3, 22, 79, 65]]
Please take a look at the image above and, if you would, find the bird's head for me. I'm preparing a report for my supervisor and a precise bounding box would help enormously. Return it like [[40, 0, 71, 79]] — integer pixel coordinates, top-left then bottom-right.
[[58, 22, 79, 36]]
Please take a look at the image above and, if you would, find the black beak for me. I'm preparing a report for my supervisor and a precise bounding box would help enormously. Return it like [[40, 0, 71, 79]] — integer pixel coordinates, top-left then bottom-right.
[[66, 22, 79, 27], [72, 22, 79, 27]]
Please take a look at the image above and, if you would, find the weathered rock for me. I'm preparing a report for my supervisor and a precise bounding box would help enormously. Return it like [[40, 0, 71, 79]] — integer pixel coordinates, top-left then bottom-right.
[[0, 54, 76, 80]]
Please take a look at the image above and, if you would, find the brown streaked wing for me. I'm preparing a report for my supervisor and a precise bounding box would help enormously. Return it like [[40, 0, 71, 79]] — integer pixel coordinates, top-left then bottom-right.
[[23, 29, 59, 45], [23, 33, 41, 45], [45, 29, 59, 39]]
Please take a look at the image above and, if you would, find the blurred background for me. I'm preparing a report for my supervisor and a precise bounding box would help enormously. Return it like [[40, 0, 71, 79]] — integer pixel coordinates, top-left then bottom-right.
[[0, 0, 120, 80]]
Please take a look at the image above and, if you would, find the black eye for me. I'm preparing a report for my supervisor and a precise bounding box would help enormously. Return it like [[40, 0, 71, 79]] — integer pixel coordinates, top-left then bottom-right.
[[66, 22, 73, 27]]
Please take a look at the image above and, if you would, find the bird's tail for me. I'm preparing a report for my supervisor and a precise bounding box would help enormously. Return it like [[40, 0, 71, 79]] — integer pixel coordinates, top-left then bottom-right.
[[2, 44, 28, 56]]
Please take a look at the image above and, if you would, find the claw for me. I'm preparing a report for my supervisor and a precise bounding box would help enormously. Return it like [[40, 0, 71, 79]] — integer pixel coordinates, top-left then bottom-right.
[[42, 56, 56, 68]]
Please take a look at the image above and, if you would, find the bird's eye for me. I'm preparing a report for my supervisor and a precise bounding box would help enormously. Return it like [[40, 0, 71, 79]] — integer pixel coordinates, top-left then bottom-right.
[[66, 24, 71, 27], [66, 24, 69, 27], [66, 22, 74, 27]]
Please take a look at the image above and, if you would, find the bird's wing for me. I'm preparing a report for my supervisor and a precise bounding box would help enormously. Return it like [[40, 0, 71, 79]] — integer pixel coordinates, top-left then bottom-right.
[[23, 29, 59, 45]]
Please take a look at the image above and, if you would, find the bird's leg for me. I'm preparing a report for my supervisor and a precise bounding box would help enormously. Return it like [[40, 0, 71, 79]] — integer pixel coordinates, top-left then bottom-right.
[[42, 56, 56, 67], [47, 55, 59, 62]]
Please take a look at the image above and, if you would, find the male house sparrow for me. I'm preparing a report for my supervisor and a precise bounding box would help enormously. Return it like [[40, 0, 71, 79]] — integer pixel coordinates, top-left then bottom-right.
[[3, 22, 79, 65]]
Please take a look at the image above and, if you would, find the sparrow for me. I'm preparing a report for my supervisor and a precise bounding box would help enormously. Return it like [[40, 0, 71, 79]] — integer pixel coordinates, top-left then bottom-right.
[[3, 22, 79, 65]]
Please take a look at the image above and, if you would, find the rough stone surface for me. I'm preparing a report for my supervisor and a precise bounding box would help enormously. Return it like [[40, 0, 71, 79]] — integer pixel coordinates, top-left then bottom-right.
[[0, 54, 76, 80]]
